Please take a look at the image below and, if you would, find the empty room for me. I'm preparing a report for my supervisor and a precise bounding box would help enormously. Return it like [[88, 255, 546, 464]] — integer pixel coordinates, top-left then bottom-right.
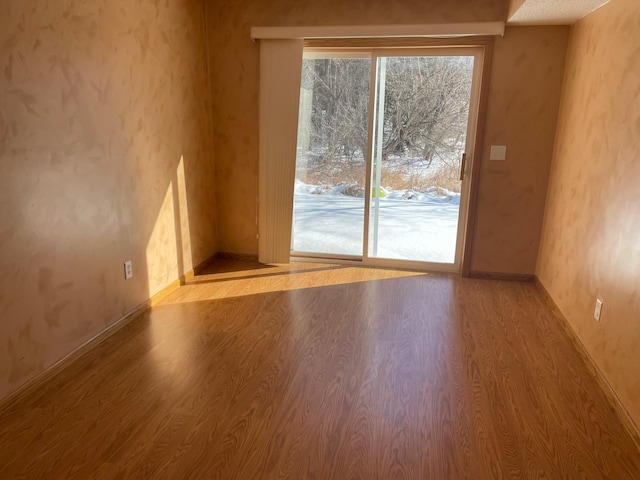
[[1, 0, 639, 478]]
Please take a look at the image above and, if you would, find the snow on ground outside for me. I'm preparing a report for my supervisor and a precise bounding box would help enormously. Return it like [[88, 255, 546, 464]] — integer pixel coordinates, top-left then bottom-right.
[[292, 181, 460, 264]]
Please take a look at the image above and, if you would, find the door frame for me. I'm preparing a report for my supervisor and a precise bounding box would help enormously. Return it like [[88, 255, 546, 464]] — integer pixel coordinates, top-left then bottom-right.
[[362, 47, 483, 273], [291, 38, 495, 276]]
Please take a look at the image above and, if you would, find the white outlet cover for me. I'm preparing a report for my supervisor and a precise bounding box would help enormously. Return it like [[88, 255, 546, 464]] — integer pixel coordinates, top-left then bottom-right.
[[594, 298, 603, 321], [490, 145, 507, 161], [124, 260, 133, 280]]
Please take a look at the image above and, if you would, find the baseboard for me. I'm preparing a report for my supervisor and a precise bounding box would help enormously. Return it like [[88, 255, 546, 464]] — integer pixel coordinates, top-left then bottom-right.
[[0, 252, 218, 415], [0, 299, 151, 416], [469, 270, 535, 282], [534, 276, 640, 451], [213, 252, 259, 263]]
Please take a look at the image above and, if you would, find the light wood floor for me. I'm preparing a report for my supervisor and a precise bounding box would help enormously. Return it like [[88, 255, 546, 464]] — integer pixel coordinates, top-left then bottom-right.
[[1, 260, 639, 479]]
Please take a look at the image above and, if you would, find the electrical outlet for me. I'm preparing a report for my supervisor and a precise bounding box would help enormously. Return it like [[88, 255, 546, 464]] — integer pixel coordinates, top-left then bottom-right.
[[124, 260, 133, 280], [594, 298, 603, 322]]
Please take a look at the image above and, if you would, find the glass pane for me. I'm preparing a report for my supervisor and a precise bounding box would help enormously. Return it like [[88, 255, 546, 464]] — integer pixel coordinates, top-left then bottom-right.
[[368, 55, 474, 264], [292, 56, 371, 256]]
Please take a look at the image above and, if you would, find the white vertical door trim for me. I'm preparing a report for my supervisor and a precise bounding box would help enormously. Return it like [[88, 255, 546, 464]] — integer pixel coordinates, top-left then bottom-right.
[[453, 48, 484, 269], [258, 39, 304, 264], [362, 53, 379, 262]]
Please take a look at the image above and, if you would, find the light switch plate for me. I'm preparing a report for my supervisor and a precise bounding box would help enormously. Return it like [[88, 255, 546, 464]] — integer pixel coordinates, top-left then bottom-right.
[[490, 145, 507, 161]]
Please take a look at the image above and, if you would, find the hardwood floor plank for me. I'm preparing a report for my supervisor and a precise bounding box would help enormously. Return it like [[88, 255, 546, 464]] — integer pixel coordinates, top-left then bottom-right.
[[0, 260, 638, 479]]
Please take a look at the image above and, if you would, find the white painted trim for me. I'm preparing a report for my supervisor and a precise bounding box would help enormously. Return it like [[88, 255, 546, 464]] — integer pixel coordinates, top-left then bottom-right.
[[304, 51, 371, 59], [290, 255, 460, 274], [251, 23, 505, 40], [453, 48, 484, 271]]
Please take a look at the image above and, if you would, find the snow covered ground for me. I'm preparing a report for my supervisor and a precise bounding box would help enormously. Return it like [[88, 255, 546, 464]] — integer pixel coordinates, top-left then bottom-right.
[[292, 181, 460, 264]]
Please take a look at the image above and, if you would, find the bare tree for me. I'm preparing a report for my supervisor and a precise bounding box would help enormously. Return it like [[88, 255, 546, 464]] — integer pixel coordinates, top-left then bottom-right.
[[381, 56, 473, 168], [303, 58, 370, 163], [296, 55, 474, 190]]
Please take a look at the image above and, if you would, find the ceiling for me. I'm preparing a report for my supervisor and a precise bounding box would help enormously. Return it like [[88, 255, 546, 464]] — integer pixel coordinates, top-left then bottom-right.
[[508, 0, 611, 25]]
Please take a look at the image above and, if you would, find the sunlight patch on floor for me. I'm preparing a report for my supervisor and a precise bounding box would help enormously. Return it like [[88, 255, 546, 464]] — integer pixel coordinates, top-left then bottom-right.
[[156, 262, 428, 304]]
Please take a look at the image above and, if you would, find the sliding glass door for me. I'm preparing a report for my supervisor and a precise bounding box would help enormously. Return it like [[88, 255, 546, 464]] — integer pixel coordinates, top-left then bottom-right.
[[368, 54, 475, 265], [292, 48, 482, 271], [291, 53, 371, 258]]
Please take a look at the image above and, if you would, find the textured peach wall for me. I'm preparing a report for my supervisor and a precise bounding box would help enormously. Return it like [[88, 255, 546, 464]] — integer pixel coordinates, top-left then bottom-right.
[[537, 0, 640, 427], [206, 0, 507, 254], [469, 26, 569, 274], [0, 0, 216, 400]]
